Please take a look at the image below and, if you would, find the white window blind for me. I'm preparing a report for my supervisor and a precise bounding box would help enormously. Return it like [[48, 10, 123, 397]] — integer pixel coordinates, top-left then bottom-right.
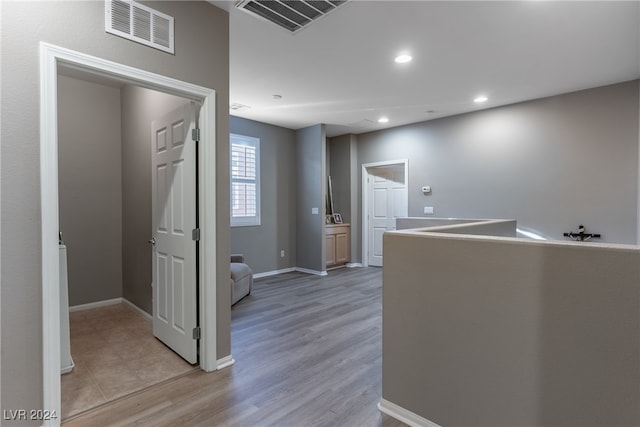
[[230, 134, 260, 226]]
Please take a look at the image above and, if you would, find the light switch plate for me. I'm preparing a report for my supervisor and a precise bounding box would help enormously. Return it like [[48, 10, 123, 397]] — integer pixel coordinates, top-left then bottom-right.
[[311, 207, 319, 215]]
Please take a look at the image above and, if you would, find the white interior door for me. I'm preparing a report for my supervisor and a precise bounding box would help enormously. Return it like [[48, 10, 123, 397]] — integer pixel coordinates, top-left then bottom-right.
[[151, 104, 198, 364], [367, 164, 408, 267]]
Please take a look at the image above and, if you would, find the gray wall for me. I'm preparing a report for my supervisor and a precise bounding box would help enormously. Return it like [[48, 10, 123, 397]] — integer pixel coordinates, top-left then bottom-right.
[[230, 116, 297, 274], [408, 219, 517, 238], [328, 134, 360, 262], [295, 124, 326, 272], [397, 217, 484, 230], [121, 85, 189, 314], [1, 1, 230, 418], [383, 230, 640, 426], [328, 135, 352, 220], [348, 136, 360, 262], [58, 75, 124, 306], [58, 79, 189, 313], [357, 80, 640, 248]]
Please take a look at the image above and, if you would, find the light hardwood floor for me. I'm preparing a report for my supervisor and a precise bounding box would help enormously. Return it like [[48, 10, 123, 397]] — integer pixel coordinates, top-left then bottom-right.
[[64, 267, 405, 426]]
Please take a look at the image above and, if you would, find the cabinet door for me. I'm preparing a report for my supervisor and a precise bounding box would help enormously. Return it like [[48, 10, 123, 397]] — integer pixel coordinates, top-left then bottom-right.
[[335, 232, 349, 264], [326, 234, 336, 267]]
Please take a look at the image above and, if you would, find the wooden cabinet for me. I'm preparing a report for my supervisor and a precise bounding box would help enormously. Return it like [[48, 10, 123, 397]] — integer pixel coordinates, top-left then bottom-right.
[[326, 224, 350, 269]]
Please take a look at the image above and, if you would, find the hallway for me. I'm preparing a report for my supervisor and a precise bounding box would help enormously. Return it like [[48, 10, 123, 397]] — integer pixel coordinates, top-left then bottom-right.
[[64, 268, 405, 426]]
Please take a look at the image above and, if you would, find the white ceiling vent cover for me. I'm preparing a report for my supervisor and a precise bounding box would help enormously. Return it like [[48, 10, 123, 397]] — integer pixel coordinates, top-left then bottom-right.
[[105, 0, 174, 54], [236, 0, 349, 33]]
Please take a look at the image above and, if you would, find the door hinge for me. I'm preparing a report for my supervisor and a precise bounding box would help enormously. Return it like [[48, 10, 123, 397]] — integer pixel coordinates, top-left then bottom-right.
[[192, 326, 201, 340], [192, 228, 201, 241], [192, 128, 200, 142]]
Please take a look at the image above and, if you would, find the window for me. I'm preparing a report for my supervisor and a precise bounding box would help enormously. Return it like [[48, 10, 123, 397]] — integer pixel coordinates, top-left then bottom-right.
[[230, 134, 260, 226]]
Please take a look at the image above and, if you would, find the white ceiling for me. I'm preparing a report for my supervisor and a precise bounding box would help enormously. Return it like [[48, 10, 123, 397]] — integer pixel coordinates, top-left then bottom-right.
[[211, 0, 640, 137]]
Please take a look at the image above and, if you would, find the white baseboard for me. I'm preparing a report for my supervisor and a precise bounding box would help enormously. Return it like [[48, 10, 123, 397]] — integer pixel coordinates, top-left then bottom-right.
[[69, 297, 122, 312], [122, 298, 152, 321], [254, 267, 330, 278], [253, 267, 296, 279], [378, 399, 441, 427], [295, 267, 328, 276], [61, 360, 75, 375], [216, 355, 235, 370], [254, 266, 366, 278]]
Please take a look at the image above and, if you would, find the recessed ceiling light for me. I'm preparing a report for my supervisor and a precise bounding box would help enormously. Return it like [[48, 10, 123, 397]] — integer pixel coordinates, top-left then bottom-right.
[[474, 95, 488, 103], [394, 54, 412, 64], [272, 94, 282, 100], [378, 117, 389, 123]]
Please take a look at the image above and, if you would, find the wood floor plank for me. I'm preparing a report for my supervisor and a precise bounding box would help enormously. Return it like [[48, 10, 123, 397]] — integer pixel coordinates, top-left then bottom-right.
[[64, 267, 405, 427]]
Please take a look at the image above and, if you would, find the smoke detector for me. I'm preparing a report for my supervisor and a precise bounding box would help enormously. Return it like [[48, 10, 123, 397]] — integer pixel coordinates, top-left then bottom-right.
[[230, 103, 252, 112]]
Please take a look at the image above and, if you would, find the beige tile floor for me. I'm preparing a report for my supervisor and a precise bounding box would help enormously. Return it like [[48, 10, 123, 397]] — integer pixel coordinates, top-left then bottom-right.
[[61, 303, 196, 420]]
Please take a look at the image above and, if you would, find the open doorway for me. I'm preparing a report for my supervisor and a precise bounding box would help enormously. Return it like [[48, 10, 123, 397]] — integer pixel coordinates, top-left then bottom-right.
[[40, 43, 219, 423], [56, 72, 201, 418], [362, 160, 408, 267]]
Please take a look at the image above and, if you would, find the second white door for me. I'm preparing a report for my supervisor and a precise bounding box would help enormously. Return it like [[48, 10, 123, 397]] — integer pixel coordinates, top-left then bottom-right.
[[367, 164, 408, 267]]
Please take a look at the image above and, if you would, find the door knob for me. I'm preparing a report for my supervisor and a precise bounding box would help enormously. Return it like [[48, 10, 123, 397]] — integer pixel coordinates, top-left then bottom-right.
[[148, 237, 156, 245]]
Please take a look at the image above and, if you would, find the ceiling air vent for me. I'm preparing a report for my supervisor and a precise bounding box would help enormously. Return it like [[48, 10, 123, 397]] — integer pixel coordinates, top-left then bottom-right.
[[235, 0, 349, 33], [105, 0, 174, 54]]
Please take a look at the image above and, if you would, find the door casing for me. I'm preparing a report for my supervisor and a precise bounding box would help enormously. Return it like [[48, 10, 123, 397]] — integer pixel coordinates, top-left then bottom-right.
[[40, 43, 221, 425], [361, 159, 409, 267]]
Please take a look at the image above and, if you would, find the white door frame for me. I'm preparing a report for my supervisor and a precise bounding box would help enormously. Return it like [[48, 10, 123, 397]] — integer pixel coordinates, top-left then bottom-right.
[[40, 43, 219, 424], [361, 159, 409, 267]]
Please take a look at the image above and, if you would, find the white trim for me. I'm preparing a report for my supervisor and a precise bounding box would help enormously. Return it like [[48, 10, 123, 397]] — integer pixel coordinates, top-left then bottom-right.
[[295, 267, 328, 276], [252, 265, 348, 279], [252, 266, 341, 280], [122, 298, 153, 321], [60, 360, 75, 375], [252, 267, 296, 279], [346, 263, 363, 268], [39, 43, 218, 423], [361, 159, 409, 267], [198, 94, 218, 372], [69, 297, 123, 312], [68, 298, 151, 321], [378, 399, 441, 427], [216, 355, 235, 370], [40, 43, 61, 427]]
